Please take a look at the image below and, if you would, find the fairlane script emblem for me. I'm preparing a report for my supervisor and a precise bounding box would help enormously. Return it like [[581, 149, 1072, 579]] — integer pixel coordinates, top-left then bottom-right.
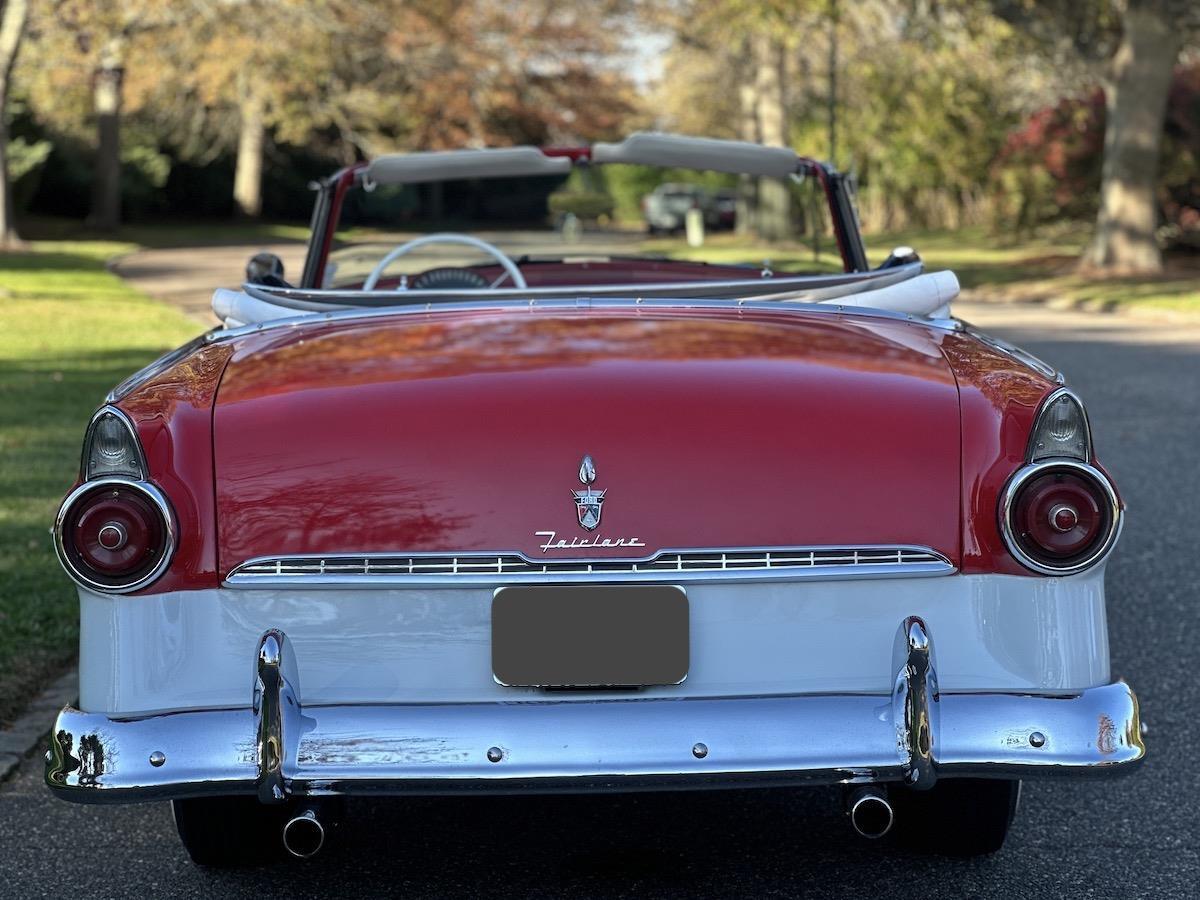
[[532, 455, 647, 553], [573, 455, 605, 530]]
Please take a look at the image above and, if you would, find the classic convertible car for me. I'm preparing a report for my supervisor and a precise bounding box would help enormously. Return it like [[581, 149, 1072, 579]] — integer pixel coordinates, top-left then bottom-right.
[[47, 133, 1143, 864]]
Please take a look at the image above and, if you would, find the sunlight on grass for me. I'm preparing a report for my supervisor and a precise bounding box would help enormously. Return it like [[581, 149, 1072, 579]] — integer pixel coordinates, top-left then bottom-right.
[[0, 246, 202, 723], [642, 224, 1199, 311], [640, 232, 846, 273]]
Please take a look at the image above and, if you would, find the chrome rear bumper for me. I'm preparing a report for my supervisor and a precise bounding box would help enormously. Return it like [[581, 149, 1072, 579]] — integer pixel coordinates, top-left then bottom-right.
[[46, 617, 1144, 804]]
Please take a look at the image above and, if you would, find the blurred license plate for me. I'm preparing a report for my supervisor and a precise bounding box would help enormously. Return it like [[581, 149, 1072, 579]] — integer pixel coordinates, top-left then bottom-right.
[[492, 585, 688, 688]]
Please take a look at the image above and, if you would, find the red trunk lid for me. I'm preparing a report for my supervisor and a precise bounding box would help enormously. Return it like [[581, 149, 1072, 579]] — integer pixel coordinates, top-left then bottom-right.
[[213, 308, 961, 571]]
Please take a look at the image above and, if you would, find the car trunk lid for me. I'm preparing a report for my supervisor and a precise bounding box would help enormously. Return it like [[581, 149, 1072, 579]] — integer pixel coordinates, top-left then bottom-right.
[[212, 307, 961, 572]]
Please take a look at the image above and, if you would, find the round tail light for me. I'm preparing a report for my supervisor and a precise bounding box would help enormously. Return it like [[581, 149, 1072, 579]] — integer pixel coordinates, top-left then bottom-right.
[[55, 479, 175, 592], [1000, 462, 1120, 575]]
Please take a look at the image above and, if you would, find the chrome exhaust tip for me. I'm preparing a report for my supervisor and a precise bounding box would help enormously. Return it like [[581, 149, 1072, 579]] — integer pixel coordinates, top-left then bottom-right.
[[847, 786, 894, 839], [282, 808, 325, 859]]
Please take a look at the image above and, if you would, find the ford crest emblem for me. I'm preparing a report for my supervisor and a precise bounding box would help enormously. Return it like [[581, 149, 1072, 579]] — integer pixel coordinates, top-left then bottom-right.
[[573, 455, 605, 531]]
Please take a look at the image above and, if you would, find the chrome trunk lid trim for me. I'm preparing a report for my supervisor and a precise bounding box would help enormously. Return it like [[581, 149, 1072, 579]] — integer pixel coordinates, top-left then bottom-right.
[[225, 545, 954, 588]]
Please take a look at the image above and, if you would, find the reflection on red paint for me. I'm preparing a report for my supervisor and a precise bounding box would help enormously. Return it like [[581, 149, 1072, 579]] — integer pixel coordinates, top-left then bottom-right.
[[108, 306, 1079, 592], [213, 308, 963, 572]]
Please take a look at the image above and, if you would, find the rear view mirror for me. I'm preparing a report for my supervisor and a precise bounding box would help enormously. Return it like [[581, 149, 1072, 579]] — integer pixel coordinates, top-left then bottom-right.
[[246, 252, 287, 286]]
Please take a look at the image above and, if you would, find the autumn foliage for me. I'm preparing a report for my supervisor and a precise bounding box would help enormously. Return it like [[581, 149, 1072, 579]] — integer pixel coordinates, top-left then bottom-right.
[[992, 63, 1200, 247]]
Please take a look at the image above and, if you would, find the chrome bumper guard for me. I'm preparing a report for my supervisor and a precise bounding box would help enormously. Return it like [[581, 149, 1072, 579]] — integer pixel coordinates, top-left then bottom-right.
[[46, 617, 1144, 803]]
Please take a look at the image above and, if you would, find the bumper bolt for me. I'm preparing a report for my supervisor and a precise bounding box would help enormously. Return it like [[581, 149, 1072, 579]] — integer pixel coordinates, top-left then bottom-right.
[[692, 742, 708, 759], [1029, 732, 1046, 748], [149, 750, 166, 767], [486, 746, 504, 763]]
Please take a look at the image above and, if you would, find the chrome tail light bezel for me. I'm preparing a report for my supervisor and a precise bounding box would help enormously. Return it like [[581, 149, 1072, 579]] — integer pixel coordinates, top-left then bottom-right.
[[999, 459, 1122, 576], [54, 476, 177, 594]]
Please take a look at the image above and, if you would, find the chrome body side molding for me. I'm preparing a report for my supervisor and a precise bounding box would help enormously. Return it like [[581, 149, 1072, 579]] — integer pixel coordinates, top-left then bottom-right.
[[225, 545, 955, 588], [46, 616, 1144, 804]]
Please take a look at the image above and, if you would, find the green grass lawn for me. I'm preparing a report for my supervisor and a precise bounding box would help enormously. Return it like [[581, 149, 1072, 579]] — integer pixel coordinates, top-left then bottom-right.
[[641, 231, 847, 273], [0, 243, 201, 724], [889, 225, 1200, 313], [643, 223, 1200, 312]]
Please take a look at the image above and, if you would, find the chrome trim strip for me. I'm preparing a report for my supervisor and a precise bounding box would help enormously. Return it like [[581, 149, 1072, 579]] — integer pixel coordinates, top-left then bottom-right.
[[206, 286, 961, 345], [225, 545, 955, 588], [44, 618, 1144, 803], [961, 322, 1064, 384], [998, 460, 1122, 577], [53, 477, 177, 594], [247, 264, 920, 306], [1028, 386, 1093, 463], [106, 331, 215, 403], [79, 405, 148, 481]]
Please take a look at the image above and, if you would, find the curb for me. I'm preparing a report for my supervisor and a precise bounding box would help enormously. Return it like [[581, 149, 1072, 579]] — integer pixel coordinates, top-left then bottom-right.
[[0, 668, 78, 784]]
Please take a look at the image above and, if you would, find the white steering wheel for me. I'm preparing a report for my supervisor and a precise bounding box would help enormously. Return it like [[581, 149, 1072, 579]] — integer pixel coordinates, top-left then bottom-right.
[[362, 232, 527, 291]]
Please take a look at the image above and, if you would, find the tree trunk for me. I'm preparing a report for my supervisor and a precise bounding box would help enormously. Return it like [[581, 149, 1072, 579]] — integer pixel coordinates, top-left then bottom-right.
[[233, 76, 266, 218], [1084, 2, 1181, 273], [88, 38, 124, 232], [754, 33, 791, 242], [0, 0, 30, 249], [735, 40, 758, 237]]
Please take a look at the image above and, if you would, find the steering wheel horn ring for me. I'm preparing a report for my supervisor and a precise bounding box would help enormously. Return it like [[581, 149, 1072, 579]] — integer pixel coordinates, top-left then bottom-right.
[[362, 233, 527, 291]]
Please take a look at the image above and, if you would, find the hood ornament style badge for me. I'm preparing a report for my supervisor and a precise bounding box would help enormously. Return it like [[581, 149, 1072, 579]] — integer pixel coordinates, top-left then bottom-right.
[[573, 454, 605, 531], [534, 454, 645, 551]]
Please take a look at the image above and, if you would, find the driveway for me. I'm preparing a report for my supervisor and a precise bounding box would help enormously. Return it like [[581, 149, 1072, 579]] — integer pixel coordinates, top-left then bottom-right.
[[111, 242, 308, 323], [110, 231, 646, 323], [0, 265, 1194, 896]]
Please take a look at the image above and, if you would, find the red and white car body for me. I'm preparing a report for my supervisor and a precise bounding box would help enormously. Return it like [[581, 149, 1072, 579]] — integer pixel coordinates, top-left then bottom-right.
[[47, 134, 1142, 861]]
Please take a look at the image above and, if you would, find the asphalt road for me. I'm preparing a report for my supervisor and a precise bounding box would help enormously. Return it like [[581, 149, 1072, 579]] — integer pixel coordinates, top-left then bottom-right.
[[1, 300, 1195, 897]]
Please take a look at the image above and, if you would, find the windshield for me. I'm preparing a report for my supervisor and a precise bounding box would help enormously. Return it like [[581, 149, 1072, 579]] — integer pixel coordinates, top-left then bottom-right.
[[314, 163, 846, 291]]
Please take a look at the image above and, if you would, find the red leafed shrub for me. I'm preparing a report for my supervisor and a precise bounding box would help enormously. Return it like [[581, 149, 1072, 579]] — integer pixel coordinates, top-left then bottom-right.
[[993, 91, 1105, 221], [992, 63, 1200, 248], [1161, 64, 1200, 247]]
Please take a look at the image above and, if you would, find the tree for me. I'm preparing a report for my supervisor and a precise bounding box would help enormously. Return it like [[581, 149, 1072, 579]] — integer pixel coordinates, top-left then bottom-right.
[[389, 0, 636, 150], [1084, 0, 1189, 272], [650, 0, 824, 241], [178, 0, 364, 219], [0, 0, 29, 248], [651, 1, 1027, 234], [754, 30, 791, 240], [30, 1, 183, 230], [157, 0, 636, 218], [992, 0, 1199, 272]]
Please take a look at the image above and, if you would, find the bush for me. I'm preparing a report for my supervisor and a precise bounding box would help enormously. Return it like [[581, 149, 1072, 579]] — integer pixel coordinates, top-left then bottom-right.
[[989, 91, 1104, 234], [992, 63, 1200, 248]]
